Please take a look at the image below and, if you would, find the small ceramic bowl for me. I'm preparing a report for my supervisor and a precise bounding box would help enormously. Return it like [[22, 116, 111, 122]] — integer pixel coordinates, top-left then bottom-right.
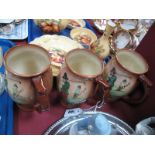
[[0, 20, 25, 35], [93, 19, 107, 33], [110, 30, 139, 51], [140, 19, 155, 30], [70, 27, 97, 48], [119, 19, 139, 34], [67, 19, 86, 29], [110, 30, 132, 51]]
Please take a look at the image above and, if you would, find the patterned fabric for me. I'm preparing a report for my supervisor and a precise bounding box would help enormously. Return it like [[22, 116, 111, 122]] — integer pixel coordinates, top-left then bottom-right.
[[0, 39, 15, 135]]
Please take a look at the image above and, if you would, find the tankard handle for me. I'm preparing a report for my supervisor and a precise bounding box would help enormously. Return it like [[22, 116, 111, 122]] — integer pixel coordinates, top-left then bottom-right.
[[86, 76, 111, 106], [32, 75, 50, 112], [122, 75, 153, 105], [95, 76, 111, 98]]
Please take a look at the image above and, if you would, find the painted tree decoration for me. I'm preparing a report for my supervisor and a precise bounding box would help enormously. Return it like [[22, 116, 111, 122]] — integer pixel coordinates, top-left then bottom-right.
[[107, 67, 117, 88], [61, 72, 70, 95], [63, 72, 68, 80]]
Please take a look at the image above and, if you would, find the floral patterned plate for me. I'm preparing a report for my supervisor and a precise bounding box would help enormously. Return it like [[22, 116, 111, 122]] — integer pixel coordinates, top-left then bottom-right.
[[70, 27, 97, 48], [110, 30, 140, 51], [30, 35, 83, 76], [119, 19, 139, 34], [67, 19, 86, 29]]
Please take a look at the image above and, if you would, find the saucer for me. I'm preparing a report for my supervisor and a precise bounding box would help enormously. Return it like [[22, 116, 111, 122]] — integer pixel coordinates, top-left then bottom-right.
[[30, 35, 83, 76], [119, 19, 138, 34], [93, 19, 107, 33], [67, 19, 86, 29], [110, 30, 132, 51], [70, 27, 97, 48]]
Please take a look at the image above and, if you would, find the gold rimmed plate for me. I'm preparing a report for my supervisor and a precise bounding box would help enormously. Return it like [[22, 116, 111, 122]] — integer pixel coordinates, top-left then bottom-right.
[[30, 35, 83, 76], [70, 27, 97, 48], [93, 19, 107, 33], [67, 19, 86, 29], [110, 30, 132, 51], [119, 19, 139, 34]]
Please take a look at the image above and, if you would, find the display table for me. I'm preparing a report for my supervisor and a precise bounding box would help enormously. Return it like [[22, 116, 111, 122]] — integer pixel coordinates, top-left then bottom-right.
[[13, 22, 155, 135]]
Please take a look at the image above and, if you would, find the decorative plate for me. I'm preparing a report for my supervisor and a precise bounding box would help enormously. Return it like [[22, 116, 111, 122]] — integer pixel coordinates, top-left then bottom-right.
[[33, 19, 69, 33], [70, 27, 97, 48], [67, 19, 86, 29], [119, 19, 138, 34], [44, 111, 134, 135], [92, 19, 107, 33], [30, 35, 83, 76], [110, 30, 132, 51]]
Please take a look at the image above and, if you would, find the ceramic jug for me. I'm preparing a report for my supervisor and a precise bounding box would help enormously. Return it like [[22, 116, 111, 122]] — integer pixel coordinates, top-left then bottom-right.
[[58, 48, 109, 108], [90, 20, 116, 59], [103, 49, 152, 104], [4, 44, 53, 112], [90, 34, 110, 59]]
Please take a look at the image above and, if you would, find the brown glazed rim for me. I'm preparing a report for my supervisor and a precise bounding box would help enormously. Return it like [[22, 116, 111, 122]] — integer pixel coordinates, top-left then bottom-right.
[[4, 44, 51, 78], [115, 50, 149, 75], [65, 48, 104, 79]]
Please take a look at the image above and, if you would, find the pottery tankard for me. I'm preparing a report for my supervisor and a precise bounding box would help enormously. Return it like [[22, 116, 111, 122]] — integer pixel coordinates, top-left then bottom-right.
[[58, 49, 109, 108], [4, 44, 53, 111], [103, 50, 152, 104]]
